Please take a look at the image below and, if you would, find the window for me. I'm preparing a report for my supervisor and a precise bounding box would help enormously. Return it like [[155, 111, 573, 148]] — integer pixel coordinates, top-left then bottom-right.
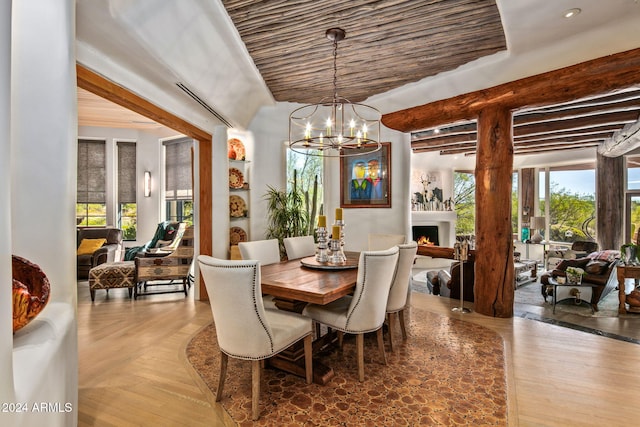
[[77, 139, 106, 226], [164, 137, 193, 224], [286, 148, 323, 233], [453, 171, 475, 236], [625, 155, 640, 242], [117, 142, 137, 240], [539, 166, 596, 243]]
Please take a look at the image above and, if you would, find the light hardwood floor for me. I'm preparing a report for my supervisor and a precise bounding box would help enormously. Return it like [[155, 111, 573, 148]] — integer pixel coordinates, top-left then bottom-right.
[[78, 281, 640, 426]]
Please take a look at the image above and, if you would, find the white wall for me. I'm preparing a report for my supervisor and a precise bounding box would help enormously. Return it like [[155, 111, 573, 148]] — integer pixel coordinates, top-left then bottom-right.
[[249, 104, 411, 251], [0, 0, 14, 413], [6, 1, 77, 426]]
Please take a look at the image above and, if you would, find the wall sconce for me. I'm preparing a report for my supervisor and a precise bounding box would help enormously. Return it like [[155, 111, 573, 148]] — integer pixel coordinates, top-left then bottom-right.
[[144, 171, 151, 197]]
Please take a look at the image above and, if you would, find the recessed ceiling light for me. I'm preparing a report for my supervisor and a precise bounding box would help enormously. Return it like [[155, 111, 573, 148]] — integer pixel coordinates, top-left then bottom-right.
[[563, 8, 581, 18]]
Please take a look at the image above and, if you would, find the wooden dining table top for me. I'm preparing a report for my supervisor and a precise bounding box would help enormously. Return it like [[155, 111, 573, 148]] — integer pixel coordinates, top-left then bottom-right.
[[261, 252, 359, 305]]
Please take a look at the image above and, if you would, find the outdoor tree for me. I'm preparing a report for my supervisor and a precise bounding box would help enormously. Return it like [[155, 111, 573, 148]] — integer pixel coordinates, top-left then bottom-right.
[[286, 150, 323, 234], [453, 172, 475, 235], [544, 183, 595, 241]]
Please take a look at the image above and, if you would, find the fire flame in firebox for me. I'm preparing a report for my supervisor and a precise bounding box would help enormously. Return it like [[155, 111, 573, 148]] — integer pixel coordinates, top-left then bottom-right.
[[417, 236, 435, 246]]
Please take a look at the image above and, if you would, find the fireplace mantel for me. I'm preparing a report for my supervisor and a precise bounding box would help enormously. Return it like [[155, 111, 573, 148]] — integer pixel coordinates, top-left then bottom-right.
[[411, 211, 457, 247]]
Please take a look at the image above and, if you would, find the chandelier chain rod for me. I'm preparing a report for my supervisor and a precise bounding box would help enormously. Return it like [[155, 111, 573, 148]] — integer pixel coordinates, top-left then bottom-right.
[[333, 38, 338, 103]]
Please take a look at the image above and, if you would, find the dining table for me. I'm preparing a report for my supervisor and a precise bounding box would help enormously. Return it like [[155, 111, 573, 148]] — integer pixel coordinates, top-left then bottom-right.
[[260, 251, 360, 384]]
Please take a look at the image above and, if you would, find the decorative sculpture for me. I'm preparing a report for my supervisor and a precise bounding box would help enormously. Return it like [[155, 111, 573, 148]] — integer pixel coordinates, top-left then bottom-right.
[[12, 255, 50, 333]]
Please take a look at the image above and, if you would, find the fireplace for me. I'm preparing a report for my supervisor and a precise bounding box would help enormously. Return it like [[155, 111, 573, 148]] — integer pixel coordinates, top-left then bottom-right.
[[411, 211, 457, 247], [412, 225, 439, 246]]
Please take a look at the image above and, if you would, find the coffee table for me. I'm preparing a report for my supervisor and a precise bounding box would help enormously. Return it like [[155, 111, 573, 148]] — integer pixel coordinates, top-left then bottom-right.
[[548, 277, 597, 314]]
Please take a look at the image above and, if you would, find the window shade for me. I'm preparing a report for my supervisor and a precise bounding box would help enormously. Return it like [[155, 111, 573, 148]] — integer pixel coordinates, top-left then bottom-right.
[[164, 137, 193, 201], [77, 139, 106, 204], [118, 141, 136, 203]]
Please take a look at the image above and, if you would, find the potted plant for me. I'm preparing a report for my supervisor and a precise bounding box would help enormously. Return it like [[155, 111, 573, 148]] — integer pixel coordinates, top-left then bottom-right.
[[565, 266, 585, 285], [264, 177, 309, 260]]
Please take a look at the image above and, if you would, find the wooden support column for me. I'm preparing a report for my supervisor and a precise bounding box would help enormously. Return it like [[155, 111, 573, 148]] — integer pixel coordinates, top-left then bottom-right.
[[596, 153, 624, 250], [474, 107, 514, 317]]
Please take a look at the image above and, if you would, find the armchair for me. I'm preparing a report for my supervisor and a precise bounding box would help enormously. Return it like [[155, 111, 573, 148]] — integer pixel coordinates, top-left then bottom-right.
[[77, 227, 124, 279], [134, 225, 194, 299], [427, 259, 475, 302]]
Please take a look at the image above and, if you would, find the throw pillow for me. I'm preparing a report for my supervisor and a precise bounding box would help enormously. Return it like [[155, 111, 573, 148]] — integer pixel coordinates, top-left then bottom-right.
[[587, 250, 621, 262], [77, 238, 106, 256], [585, 260, 607, 275]]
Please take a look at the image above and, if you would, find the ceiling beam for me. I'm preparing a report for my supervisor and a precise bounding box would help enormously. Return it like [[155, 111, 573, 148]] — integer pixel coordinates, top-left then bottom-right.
[[76, 64, 211, 142], [599, 120, 640, 157], [383, 47, 640, 132]]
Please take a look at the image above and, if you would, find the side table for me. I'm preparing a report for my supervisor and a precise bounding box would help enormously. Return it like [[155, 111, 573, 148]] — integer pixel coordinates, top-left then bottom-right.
[[616, 263, 640, 315], [514, 259, 537, 288], [547, 277, 597, 314]]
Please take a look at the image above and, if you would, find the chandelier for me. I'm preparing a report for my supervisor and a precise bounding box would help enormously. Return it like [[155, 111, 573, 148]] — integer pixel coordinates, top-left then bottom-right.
[[289, 28, 381, 158]]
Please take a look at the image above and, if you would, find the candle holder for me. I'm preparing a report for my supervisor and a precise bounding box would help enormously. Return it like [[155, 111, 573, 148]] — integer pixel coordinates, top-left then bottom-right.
[[451, 240, 471, 314], [316, 227, 329, 262], [335, 219, 346, 263], [329, 238, 345, 265]]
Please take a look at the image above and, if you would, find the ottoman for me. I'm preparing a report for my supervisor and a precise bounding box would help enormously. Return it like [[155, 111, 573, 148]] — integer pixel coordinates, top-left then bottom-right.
[[88, 261, 136, 301]]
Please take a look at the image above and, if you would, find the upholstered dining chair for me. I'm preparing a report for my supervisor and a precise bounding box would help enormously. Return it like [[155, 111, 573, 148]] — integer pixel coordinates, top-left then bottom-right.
[[197, 256, 313, 421], [302, 246, 399, 382], [385, 241, 418, 351], [238, 239, 281, 309], [238, 239, 281, 265], [283, 235, 316, 260], [368, 233, 406, 251]]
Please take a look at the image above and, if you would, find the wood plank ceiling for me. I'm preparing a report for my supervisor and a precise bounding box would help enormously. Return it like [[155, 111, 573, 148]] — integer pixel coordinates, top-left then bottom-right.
[[221, 0, 506, 104], [410, 87, 640, 156]]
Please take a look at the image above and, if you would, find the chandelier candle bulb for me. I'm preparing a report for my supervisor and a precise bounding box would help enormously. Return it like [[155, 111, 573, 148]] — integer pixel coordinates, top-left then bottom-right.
[[305, 122, 312, 139]]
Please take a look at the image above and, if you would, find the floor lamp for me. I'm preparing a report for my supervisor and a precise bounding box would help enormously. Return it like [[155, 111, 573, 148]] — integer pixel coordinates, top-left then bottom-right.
[[451, 240, 471, 313]]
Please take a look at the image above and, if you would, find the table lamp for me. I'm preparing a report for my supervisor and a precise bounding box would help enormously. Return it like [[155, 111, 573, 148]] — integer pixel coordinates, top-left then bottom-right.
[[530, 216, 546, 243]]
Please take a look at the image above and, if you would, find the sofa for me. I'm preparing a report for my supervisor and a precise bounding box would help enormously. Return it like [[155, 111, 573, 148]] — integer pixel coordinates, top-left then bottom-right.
[[540, 250, 620, 311], [426, 260, 475, 302], [77, 227, 124, 279], [545, 240, 599, 270]]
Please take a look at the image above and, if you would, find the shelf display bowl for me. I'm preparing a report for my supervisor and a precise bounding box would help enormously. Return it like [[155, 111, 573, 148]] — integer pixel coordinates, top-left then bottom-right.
[[12, 255, 51, 333]]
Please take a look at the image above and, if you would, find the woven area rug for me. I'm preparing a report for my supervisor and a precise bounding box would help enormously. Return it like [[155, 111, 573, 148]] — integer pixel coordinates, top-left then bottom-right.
[[186, 308, 507, 426]]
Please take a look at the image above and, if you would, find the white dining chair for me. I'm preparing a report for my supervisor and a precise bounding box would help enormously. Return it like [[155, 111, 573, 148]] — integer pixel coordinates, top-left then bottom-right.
[[368, 233, 406, 251], [385, 241, 418, 351], [238, 239, 281, 265], [238, 239, 281, 309], [302, 246, 399, 382], [197, 255, 313, 421], [283, 235, 316, 260]]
